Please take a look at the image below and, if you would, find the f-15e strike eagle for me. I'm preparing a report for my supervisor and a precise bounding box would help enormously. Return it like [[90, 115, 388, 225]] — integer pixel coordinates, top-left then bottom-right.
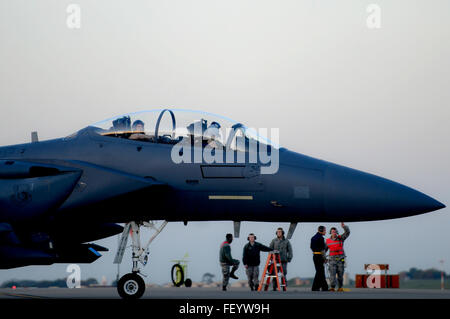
[[0, 109, 445, 298]]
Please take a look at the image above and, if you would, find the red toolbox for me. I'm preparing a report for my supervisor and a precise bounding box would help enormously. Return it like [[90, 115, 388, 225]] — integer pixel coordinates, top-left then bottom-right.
[[355, 274, 399, 288]]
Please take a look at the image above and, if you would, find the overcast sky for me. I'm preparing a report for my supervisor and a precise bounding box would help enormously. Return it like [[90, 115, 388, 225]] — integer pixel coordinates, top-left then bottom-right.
[[0, 0, 449, 285]]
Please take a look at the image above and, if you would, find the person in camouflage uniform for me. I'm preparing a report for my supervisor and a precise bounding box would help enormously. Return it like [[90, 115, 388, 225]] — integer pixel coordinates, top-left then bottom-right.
[[219, 233, 240, 291], [269, 227, 293, 290], [326, 222, 350, 292]]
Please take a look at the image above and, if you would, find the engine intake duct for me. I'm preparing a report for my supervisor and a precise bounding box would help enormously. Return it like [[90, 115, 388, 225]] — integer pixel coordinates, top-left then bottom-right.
[[0, 160, 78, 179]]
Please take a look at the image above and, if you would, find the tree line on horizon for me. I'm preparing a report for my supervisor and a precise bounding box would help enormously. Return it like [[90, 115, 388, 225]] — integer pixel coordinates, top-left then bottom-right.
[[399, 267, 449, 281], [1, 278, 98, 288]]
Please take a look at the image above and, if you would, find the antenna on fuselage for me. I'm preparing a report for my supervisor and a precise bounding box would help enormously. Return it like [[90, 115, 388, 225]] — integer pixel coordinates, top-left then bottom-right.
[[233, 221, 241, 238], [31, 131, 38, 143], [286, 222, 298, 239]]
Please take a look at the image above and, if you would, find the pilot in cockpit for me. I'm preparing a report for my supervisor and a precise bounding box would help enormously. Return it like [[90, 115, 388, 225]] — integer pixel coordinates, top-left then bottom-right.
[[204, 121, 223, 148], [129, 120, 151, 141]]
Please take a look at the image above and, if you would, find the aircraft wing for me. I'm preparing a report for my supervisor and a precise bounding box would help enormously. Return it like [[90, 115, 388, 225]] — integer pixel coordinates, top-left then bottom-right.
[[0, 159, 169, 269]]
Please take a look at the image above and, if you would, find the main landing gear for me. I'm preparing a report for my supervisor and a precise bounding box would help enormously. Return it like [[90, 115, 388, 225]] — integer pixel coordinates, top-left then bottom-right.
[[114, 220, 168, 299]]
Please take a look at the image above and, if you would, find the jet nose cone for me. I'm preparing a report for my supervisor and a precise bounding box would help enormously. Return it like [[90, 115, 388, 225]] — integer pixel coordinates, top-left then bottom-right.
[[324, 164, 445, 221]]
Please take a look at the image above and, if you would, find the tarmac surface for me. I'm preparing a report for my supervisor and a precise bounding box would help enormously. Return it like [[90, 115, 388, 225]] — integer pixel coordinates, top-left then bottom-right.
[[1, 286, 450, 299]]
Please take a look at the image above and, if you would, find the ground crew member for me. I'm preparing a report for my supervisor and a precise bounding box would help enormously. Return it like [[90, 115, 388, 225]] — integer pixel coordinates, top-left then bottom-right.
[[219, 233, 240, 291], [310, 225, 329, 291], [242, 233, 272, 291], [326, 222, 350, 292], [269, 227, 293, 290]]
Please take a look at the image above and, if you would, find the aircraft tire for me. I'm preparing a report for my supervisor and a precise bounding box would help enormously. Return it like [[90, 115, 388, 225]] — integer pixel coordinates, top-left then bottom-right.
[[171, 264, 184, 287], [184, 278, 192, 287], [117, 273, 146, 299]]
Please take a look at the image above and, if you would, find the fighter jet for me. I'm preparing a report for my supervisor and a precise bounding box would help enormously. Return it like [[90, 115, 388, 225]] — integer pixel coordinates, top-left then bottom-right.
[[0, 109, 445, 298]]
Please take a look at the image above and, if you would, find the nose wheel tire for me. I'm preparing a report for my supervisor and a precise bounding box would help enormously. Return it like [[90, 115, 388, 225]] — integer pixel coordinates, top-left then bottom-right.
[[117, 273, 146, 299]]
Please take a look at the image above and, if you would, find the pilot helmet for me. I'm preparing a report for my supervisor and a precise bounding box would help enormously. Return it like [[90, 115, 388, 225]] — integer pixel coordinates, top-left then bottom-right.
[[205, 121, 222, 140], [132, 120, 145, 131], [210, 121, 221, 129]]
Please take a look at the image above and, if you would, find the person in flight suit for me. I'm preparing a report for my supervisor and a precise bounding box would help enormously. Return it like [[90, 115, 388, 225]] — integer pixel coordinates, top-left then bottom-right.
[[219, 233, 240, 291], [269, 227, 293, 290], [129, 120, 151, 141], [311, 225, 329, 291], [242, 233, 272, 291], [326, 222, 350, 292]]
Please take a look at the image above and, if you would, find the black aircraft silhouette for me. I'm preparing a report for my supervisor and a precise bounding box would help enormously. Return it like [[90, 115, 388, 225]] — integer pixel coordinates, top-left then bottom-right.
[[0, 109, 444, 298]]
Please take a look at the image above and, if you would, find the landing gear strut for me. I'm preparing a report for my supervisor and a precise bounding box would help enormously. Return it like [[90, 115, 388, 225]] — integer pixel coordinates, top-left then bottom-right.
[[114, 220, 168, 299]]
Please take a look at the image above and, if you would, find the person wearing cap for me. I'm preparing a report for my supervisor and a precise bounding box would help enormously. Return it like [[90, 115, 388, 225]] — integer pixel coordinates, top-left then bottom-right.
[[311, 225, 329, 291], [326, 222, 350, 292], [269, 227, 293, 290], [242, 233, 272, 291], [219, 233, 240, 291]]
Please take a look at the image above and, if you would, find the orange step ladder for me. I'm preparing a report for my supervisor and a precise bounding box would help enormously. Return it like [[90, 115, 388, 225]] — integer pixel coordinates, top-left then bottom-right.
[[257, 251, 287, 291]]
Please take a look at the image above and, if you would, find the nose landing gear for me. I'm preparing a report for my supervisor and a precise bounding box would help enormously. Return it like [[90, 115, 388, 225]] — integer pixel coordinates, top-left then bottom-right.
[[114, 220, 168, 299]]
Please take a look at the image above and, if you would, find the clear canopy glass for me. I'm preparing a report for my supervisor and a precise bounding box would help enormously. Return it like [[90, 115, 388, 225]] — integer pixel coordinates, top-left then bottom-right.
[[87, 109, 278, 150]]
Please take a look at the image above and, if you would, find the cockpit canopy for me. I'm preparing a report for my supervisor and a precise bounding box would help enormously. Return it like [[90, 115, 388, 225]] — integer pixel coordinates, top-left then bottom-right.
[[88, 109, 277, 150]]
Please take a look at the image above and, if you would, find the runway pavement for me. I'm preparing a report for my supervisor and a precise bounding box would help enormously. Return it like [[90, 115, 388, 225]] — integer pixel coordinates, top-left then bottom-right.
[[1, 286, 450, 299]]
